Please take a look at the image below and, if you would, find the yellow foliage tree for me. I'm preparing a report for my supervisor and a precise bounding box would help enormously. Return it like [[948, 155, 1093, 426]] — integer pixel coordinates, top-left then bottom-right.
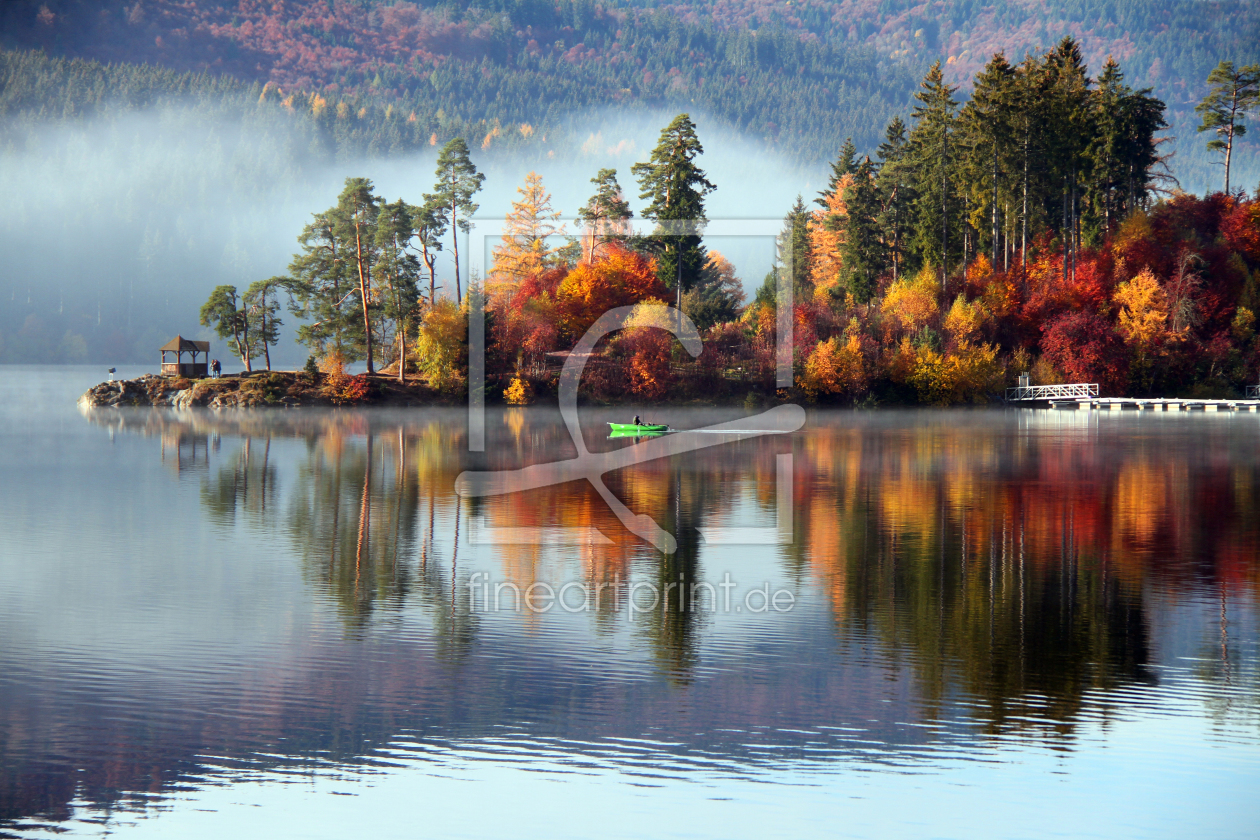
[[489, 172, 565, 300], [908, 341, 1000, 405], [944, 295, 986, 346], [624, 297, 674, 330], [803, 334, 868, 398], [1114, 267, 1168, 348], [881, 264, 941, 334], [504, 376, 533, 405], [414, 299, 467, 391]]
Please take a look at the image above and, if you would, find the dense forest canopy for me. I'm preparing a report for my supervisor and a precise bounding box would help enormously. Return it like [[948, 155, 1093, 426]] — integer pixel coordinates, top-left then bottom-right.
[[2, 0, 1257, 181]]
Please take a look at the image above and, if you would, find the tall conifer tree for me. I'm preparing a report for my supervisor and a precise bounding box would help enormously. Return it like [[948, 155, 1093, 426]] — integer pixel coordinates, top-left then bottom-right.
[[429, 138, 484, 305], [876, 117, 912, 281], [632, 113, 716, 294], [907, 61, 959, 283], [576, 168, 633, 262], [1196, 61, 1260, 193]]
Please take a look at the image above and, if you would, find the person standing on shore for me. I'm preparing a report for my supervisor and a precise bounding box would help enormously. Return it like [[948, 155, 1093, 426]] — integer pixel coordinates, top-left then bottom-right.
[[211, 359, 221, 378]]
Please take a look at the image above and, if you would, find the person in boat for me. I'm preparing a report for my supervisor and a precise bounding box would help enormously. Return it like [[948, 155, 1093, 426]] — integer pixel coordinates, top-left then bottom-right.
[[633, 414, 641, 426]]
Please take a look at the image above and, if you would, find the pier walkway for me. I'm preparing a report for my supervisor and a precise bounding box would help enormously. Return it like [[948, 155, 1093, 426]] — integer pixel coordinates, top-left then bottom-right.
[[1007, 377, 1260, 412], [1048, 397, 1260, 412]]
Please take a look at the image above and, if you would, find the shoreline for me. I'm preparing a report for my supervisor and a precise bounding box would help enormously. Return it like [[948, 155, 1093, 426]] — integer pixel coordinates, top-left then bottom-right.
[[76, 371, 769, 410], [77, 371, 454, 410]]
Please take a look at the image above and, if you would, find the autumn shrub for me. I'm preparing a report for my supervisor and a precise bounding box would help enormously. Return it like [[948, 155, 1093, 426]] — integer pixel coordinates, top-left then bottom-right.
[[556, 244, 668, 341], [323, 372, 371, 405], [415, 299, 467, 392], [624, 327, 674, 400], [907, 342, 1001, 405], [504, 375, 533, 405], [1029, 355, 1064, 386], [318, 348, 347, 376], [1114, 268, 1169, 349], [944, 295, 987, 347]]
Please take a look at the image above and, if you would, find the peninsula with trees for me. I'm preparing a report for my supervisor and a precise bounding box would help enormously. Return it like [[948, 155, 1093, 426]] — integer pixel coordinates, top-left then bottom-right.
[[82, 45, 1260, 410]]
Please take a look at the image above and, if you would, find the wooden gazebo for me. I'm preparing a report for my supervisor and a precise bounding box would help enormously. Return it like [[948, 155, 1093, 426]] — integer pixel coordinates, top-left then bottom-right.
[[160, 336, 210, 377]]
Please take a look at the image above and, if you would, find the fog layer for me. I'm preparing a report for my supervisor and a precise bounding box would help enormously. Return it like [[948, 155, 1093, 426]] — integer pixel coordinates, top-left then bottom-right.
[[0, 106, 815, 368]]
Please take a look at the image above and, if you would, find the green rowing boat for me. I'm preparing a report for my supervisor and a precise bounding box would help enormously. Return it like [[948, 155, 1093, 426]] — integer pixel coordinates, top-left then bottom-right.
[[608, 428, 666, 439], [607, 422, 668, 433]]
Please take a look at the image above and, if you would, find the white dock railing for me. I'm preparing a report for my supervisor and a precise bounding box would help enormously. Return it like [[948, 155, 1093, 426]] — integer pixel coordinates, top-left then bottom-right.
[[1005, 383, 1099, 401]]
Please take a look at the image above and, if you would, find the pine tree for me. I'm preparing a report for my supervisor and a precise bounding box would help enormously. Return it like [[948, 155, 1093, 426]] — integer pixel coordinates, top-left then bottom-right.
[[243, 277, 285, 372], [842, 157, 884, 304], [1043, 37, 1094, 283], [429, 137, 484, 305], [819, 137, 858, 205], [958, 53, 1016, 267], [907, 61, 959, 284], [778, 196, 813, 301], [335, 178, 383, 373], [1196, 61, 1260, 194], [576, 168, 632, 262], [1089, 57, 1130, 233], [200, 285, 252, 371], [289, 210, 363, 364], [408, 196, 447, 306], [631, 113, 716, 296], [374, 199, 421, 381], [876, 117, 912, 281]]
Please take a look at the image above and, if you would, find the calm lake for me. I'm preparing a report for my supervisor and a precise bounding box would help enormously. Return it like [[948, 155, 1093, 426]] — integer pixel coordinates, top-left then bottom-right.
[[1, 365, 1257, 839]]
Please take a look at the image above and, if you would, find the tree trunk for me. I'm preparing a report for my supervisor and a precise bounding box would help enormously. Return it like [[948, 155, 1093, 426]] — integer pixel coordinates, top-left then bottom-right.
[[1021, 129, 1029, 271], [354, 215, 375, 374], [451, 201, 462, 305], [262, 306, 271, 371], [398, 322, 406, 383], [1224, 122, 1234, 194], [1062, 177, 1069, 285], [941, 127, 948, 288], [991, 147, 999, 267], [240, 315, 252, 373]]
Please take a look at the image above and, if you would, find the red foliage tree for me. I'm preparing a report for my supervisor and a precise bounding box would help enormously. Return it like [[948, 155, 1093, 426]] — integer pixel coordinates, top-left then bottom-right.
[[1040, 311, 1128, 394]]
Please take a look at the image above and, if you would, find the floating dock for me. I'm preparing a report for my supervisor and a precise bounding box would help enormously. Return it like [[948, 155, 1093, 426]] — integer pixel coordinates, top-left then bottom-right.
[[1049, 398, 1260, 412], [1007, 379, 1260, 412]]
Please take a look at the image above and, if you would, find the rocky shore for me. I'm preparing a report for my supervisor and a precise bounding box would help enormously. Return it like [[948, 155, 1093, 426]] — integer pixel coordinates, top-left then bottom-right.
[[78, 371, 448, 410]]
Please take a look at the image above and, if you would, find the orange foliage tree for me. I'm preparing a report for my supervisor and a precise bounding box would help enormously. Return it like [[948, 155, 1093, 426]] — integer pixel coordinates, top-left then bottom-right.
[[555, 244, 668, 342]]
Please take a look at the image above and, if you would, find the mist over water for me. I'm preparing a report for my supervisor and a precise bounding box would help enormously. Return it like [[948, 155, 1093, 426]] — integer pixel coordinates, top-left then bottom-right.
[[0, 105, 815, 368]]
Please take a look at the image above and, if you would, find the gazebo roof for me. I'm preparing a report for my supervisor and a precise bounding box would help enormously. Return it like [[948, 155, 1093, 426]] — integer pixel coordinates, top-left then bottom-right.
[[160, 336, 210, 353]]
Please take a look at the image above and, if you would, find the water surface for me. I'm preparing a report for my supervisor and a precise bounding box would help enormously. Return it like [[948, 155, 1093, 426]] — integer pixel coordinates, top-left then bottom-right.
[[1, 366, 1257, 838]]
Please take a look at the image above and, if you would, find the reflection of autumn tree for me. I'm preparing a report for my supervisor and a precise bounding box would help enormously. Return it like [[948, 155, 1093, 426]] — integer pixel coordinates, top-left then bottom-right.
[[794, 417, 1260, 736]]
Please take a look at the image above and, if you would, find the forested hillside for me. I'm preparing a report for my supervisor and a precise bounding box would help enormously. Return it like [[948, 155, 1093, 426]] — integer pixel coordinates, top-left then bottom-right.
[[2, 0, 1257, 184]]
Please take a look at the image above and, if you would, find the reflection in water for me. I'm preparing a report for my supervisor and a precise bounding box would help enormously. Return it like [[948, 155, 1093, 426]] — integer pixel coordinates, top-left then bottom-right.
[[2, 404, 1258, 835]]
